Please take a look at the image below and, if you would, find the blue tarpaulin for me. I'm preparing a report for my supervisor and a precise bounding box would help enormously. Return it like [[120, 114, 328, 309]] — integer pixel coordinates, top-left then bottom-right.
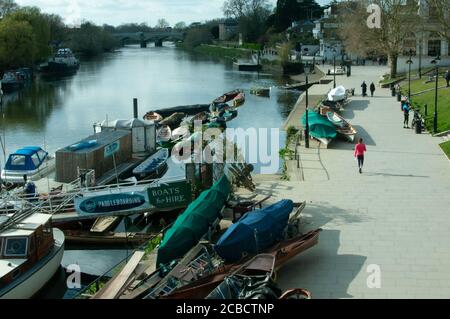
[[214, 199, 294, 262]]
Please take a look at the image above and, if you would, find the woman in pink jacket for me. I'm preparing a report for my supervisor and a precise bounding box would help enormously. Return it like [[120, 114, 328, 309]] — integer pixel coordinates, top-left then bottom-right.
[[354, 138, 367, 174]]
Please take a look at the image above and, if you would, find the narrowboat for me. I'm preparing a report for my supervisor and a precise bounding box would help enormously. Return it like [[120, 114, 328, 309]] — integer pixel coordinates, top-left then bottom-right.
[[1, 147, 55, 185], [0, 213, 65, 299]]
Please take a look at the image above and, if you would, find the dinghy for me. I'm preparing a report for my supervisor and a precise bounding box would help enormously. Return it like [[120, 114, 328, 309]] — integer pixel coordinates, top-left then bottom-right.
[[132, 148, 169, 180], [156, 125, 172, 143], [143, 112, 163, 122], [213, 89, 242, 104], [232, 92, 246, 107], [250, 87, 270, 97], [326, 111, 357, 142]]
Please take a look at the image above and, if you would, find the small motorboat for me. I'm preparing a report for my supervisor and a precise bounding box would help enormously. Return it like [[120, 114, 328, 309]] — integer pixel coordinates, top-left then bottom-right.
[[0, 71, 25, 94], [132, 148, 169, 180], [143, 112, 163, 122], [232, 92, 246, 107], [213, 89, 242, 105], [156, 125, 172, 143], [250, 87, 270, 97], [327, 86, 347, 102], [1, 147, 55, 184], [326, 111, 357, 142], [0, 213, 65, 299]]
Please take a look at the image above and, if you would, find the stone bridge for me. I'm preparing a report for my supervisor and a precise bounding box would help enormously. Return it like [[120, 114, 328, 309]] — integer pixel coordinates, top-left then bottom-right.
[[112, 31, 185, 47]]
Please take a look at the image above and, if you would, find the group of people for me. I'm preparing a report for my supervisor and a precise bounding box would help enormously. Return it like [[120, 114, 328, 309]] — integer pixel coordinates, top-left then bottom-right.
[[361, 81, 376, 97]]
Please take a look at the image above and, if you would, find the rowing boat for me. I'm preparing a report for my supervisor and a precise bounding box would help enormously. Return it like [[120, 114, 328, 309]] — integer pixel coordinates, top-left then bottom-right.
[[250, 87, 270, 97], [143, 112, 163, 122], [326, 111, 357, 142], [232, 92, 246, 107], [133, 148, 169, 180], [213, 89, 242, 104]]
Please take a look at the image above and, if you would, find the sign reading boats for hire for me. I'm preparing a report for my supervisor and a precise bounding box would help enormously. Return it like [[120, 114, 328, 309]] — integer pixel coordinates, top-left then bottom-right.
[[148, 181, 192, 209], [75, 191, 152, 216]]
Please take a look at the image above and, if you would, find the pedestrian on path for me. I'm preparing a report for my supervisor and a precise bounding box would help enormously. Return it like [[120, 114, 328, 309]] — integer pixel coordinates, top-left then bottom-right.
[[370, 82, 376, 97], [402, 102, 411, 128], [445, 70, 450, 87], [354, 138, 367, 174], [361, 81, 367, 96]]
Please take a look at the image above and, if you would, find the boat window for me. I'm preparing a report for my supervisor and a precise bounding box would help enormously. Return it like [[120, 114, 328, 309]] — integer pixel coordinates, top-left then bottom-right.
[[31, 153, 40, 167], [10, 155, 26, 167], [37, 150, 47, 161], [4, 237, 28, 257]]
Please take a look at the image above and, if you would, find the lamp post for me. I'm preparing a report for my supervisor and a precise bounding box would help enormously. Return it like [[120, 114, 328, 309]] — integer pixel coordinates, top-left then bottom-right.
[[431, 55, 440, 134], [305, 70, 310, 149], [406, 49, 413, 101], [333, 47, 337, 89]]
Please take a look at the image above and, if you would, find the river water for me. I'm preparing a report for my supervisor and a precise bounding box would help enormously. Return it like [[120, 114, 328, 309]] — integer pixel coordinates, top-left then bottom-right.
[[0, 44, 299, 298]]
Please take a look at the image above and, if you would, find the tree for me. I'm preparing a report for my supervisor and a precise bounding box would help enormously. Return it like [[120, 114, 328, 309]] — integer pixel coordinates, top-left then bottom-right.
[[223, 0, 272, 42], [8, 7, 51, 62], [338, 0, 419, 78], [155, 18, 170, 29], [0, 0, 18, 18], [183, 28, 213, 49], [44, 13, 66, 45], [0, 17, 36, 69], [271, 0, 322, 32], [174, 21, 187, 30], [426, 0, 450, 41]]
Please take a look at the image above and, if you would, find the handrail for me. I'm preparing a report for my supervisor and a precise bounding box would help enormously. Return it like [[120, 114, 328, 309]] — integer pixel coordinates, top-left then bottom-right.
[[72, 221, 175, 299]]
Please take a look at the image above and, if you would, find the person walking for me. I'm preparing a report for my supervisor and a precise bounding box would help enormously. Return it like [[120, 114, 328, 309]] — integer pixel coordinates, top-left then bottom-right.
[[361, 81, 367, 96], [370, 82, 376, 97], [354, 138, 367, 174], [445, 70, 450, 88], [402, 102, 411, 128]]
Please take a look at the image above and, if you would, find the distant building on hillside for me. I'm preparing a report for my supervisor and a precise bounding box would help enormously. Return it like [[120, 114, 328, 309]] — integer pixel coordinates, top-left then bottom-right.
[[219, 19, 239, 41]]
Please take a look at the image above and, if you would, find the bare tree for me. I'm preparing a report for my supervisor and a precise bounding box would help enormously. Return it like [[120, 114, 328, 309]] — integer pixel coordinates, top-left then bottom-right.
[[338, 0, 420, 78], [155, 18, 170, 29], [425, 0, 450, 41], [174, 21, 187, 30]]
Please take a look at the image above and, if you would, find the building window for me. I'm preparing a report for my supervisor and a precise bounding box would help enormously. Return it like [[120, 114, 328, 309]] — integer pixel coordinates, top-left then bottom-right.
[[428, 40, 441, 56], [403, 39, 416, 55]]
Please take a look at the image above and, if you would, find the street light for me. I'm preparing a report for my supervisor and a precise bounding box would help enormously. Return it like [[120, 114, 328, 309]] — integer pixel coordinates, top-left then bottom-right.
[[333, 47, 337, 89], [304, 68, 310, 149], [430, 55, 440, 134], [406, 49, 413, 100]]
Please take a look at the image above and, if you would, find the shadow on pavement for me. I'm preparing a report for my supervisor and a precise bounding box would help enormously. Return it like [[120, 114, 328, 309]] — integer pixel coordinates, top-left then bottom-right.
[[363, 171, 429, 178]]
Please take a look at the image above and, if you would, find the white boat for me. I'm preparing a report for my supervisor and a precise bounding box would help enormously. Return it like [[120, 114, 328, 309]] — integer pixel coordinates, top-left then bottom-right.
[[156, 125, 172, 143], [326, 111, 357, 143], [328, 67, 346, 75], [0, 213, 65, 299], [327, 86, 347, 102], [1, 147, 56, 185]]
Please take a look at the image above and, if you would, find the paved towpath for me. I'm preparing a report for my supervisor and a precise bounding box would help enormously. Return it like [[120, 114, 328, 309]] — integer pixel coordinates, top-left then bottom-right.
[[260, 65, 450, 298]]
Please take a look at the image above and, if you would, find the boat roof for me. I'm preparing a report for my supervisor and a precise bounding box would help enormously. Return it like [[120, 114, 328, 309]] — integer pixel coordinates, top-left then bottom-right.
[[0, 213, 52, 237], [12, 146, 43, 156], [0, 259, 27, 278]]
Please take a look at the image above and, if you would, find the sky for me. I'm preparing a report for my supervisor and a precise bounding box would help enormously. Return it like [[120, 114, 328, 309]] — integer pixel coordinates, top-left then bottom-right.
[[16, 0, 331, 27]]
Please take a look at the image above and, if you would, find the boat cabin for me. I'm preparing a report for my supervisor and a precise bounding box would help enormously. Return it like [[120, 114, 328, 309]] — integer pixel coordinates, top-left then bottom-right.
[[4, 147, 49, 174], [0, 214, 54, 288]]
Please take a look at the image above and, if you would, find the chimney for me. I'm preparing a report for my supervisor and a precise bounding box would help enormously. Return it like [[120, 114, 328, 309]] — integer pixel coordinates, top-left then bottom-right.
[[133, 98, 138, 119]]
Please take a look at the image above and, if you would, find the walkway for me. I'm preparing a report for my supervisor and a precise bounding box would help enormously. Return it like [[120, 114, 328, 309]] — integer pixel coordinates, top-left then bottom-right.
[[262, 65, 450, 298]]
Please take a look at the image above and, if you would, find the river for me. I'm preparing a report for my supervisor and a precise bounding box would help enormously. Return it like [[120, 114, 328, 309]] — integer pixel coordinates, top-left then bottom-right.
[[0, 43, 300, 298]]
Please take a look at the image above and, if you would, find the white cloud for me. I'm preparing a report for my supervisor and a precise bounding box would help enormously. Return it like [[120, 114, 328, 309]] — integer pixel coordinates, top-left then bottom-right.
[[15, 0, 331, 26]]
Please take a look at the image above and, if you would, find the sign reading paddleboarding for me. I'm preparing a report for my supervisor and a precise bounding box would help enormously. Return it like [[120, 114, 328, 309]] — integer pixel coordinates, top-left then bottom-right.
[[75, 191, 152, 215], [148, 181, 192, 209], [104, 141, 120, 158]]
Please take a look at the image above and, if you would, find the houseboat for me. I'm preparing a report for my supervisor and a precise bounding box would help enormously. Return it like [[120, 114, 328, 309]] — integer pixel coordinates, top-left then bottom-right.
[[1, 147, 56, 185], [0, 213, 65, 299], [39, 48, 80, 76]]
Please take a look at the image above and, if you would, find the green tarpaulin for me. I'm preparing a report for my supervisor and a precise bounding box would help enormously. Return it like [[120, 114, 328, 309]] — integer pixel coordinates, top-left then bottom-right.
[[301, 112, 337, 139], [156, 175, 231, 266]]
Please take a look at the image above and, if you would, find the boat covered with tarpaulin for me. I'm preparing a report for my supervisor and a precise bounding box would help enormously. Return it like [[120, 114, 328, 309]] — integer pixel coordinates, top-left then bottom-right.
[[301, 112, 337, 145], [214, 199, 294, 262], [156, 176, 231, 266]]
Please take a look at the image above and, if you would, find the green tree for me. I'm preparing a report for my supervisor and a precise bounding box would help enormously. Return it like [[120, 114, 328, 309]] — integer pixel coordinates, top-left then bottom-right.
[[8, 7, 51, 61], [43, 13, 66, 45], [0, 18, 36, 69], [174, 21, 187, 30], [183, 28, 213, 49], [271, 0, 322, 32], [0, 0, 18, 18]]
